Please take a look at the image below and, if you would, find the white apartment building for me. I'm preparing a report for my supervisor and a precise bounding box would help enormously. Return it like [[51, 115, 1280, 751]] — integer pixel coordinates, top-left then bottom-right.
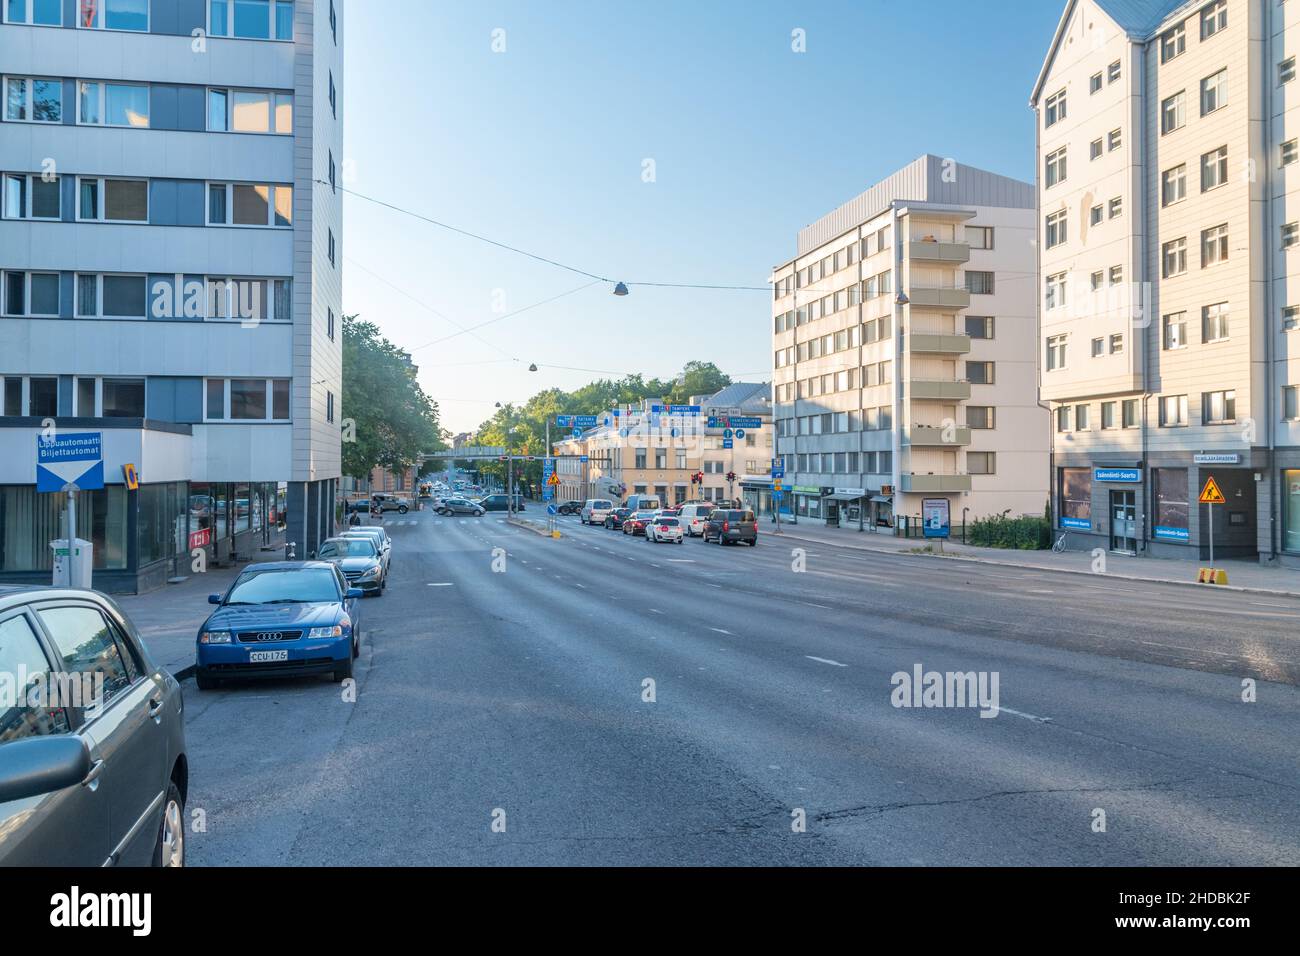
[[770, 155, 1047, 534], [0, 0, 344, 591], [1033, 0, 1300, 564]]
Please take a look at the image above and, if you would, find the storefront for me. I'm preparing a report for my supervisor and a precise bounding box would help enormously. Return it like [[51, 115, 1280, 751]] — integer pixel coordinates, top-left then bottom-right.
[[822, 488, 867, 529], [741, 477, 774, 519]]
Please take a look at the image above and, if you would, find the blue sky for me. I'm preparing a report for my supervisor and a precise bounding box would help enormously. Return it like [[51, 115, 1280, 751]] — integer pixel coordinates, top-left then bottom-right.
[[342, 0, 1064, 433]]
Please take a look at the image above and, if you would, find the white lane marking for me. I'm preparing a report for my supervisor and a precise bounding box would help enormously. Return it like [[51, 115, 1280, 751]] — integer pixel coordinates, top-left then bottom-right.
[[650, 564, 662, 569], [574, 583, 586, 589], [667, 559, 695, 563], [805, 655, 847, 668], [709, 627, 732, 635], [801, 602, 832, 609], [998, 707, 1052, 723], [427, 583, 454, 587], [705, 583, 723, 589], [649, 608, 665, 615]]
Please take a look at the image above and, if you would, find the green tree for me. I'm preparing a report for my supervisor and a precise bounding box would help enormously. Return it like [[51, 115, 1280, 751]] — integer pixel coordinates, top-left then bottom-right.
[[341, 316, 445, 479], [666, 361, 731, 404]]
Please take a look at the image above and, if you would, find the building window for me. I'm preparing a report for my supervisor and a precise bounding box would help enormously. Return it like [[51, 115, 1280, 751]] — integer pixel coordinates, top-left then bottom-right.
[[1285, 305, 1300, 331], [1161, 23, 1186, 63], [328, 229, 336, 266], [1122, 399, 1139, 428], [1284, 223, 1300, 249], [1153, 468, 1190, 540], [1055, 406, 1071, 433], [101, 378, 145, 417], [1162, 164, 1187, 206], [327, 308, 335, 341], [1090, 72, 1102, 94], [1045, 210, 1068, 248], [967, 406, 995, 429], [1060, 467, 1092, 527], [1201, 223, 1228, 265], [966, 271, 994, 295], [1090, 271, 1103, 291], [1285, 386, 1300, 420], [1161, 91, 1186, 134], [204, 277, 291, 322], [2, 271, 59, 317], [77, 0, 148, 31], [207, 88, 293, 134], [1281, 57, 1297, 85], [3, 75, 62, 122], [326, 389, 334, 424], [207, 182, 293, 227], [1163, 311, 1187, 349], [1108, 60, 1121, 83], [1045, 272, 1067, 310], [4, 0, 63, 25], [209, 0, 294, 41], [1091, 337, 1104, 358], [1045, 147, 1067, 187], [1283, 471, 1300, 551], [1090, 204, 1103, 226], [1075, 405, 1090, 431], [966, 361, 994, 385], [1046, 335, 1067, 371], [1101, 402, 1117, 429], [1045, 89, 1066, 127], [328, 72, 336, 118], [965, 316, 994, 339], [1201, 0, 1226, 39], [1202, 389, 1236, 424], [1108, 128, 1122, 151], [1108, 197, 1123, 219], [77, 81, 149, 127], [1109, 266, 1122, 286], [1159, 395, 1189, 427], [1284, 140, 1299, 167], [1163, 237, 1187, 277], [1202, 301, 1229, 342], [205, 379, 291, 422], [2, 173, 60, 220], [1110, 333, 1124, 354], [76, 177, 148, 222], [1090, 138, 1103, 160], [967, 452, 995, 476], [1200, 69, 1227, 115]]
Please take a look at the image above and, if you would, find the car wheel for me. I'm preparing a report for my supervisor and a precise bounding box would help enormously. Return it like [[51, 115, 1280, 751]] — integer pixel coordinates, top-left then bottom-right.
[[333, 651, 354, 683], [398, 506, 409, 514], [677, 539, 684, 545], [195, 673, 218, 691], [476, 510, 484, 516], [152, 780, 185, 868]]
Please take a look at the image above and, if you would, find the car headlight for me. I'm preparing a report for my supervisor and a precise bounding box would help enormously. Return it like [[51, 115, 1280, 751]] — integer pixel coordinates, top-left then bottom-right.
[[359, 566, 381, 579], [307, 625, 344, 639], [200, 630, 232, 645]]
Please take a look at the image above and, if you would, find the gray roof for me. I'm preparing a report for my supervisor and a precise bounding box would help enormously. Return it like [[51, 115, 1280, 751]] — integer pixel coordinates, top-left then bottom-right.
[[791, 154, 1034, 258], [1094, 0, 1185, 36], [702, 382, 771, 412]]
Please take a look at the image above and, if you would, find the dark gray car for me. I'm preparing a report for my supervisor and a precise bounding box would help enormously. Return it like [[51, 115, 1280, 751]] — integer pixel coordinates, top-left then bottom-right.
[[0, 586, 188, 866], [438, 497, 485, 516]]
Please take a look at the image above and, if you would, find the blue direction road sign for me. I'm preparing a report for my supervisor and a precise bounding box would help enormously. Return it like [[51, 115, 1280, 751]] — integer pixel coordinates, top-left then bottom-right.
[[723, 429, 733, 439], [771, 458, 785, 478], [734, 429, 745, 439], [580, 455, 589, 462], [772, 490, 784, 502], [547, 504, 558, 515], [723, 439, 734, 449], [37, 433, 104, 492], [555, 415, 573, 427], [708, 415, 762, 429]]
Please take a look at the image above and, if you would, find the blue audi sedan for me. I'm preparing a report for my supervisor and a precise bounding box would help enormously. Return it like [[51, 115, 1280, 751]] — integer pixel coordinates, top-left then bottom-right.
[[194, 562, 362, 690]]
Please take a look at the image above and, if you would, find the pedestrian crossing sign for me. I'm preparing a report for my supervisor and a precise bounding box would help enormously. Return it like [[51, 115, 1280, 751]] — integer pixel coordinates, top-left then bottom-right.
[[1198, 476, 1226, 504]]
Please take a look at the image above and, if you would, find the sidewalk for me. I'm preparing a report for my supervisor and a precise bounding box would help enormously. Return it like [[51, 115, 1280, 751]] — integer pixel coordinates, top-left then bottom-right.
[[764, 519, 1300, 597], [115, 550, 286, 680]]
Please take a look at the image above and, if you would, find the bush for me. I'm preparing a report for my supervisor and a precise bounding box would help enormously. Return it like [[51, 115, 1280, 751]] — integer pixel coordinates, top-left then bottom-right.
[[969, 513, 1051, 550]]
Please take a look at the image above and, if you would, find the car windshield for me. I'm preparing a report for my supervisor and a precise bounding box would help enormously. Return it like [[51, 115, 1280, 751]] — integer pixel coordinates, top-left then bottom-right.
[[344, 532, 385, 546], [317, 539, 377, 559], [593, 501, 612, 508], [225, 568, 340, 605]]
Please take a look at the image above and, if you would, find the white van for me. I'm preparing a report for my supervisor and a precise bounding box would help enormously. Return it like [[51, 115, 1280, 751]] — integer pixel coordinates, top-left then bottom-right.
[[677, 502, 717, 537], [580, 499, 615, 525], [623, 494, 662, 513]]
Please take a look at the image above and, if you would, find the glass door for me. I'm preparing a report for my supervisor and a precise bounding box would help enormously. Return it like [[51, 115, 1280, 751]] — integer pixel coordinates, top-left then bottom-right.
[[1110, 490, 1137, 554]]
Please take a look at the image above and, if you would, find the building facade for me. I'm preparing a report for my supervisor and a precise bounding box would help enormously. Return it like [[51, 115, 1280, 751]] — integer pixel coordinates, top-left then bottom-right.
[[0, 0, 344, 591], [771, 155, 1048, 534], [1033, 0, 1299, 563]]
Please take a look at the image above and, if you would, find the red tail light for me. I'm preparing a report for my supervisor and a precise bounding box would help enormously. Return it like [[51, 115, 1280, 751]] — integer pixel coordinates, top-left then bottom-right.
[[722, 521, 729, 532]]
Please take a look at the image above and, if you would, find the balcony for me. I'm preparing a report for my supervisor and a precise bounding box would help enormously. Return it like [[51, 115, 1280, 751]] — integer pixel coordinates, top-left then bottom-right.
[[908, 240, 971, 264], [907, 286, 971, 309], [906, 425, 971, 447], [901, 474, 972, 493], [910, 333, 971, 355], [909, 379, 972, 401]]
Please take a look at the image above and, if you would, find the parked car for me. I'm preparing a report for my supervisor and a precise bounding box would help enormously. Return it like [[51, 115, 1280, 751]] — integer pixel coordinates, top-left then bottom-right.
[[370, 494, 412, 514], [480, 494, 525, 512], [438, 497, 485, 517], [340, 527, 392, 578], [702, 508, 759, 546], [677, 502, 717, 538], [603, 507, 631, 530], [622, 510, 659, 536], [556, 500, 584, 516], [0, 586, 189, 866], [580, 499, 615, 525], [195, 562, 362, 688], [645, 515, 685, 544], [314, 537, 386, 594]]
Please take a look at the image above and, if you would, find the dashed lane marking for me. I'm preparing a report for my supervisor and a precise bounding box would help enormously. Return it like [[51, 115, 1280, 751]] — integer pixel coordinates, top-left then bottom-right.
[[805, 656, 846, 667]]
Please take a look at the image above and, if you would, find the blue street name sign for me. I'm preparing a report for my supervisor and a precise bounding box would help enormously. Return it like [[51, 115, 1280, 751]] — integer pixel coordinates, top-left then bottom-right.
[[37, 433, 104, 492], [1094, 467, 1141, 483]]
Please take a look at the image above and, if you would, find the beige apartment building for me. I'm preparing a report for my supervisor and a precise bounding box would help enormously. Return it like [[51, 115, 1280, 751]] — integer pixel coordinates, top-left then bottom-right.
[[770, 155, 1048, 534], [1033, 0, 1300, 564], [553, 385, 773, 507]]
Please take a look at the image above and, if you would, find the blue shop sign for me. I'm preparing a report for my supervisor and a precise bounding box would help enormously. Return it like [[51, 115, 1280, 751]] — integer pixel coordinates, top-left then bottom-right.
[[1094, 467, 1141, 483], [1061, 517, 1091, 530], [1154, 526, 1190, 541]]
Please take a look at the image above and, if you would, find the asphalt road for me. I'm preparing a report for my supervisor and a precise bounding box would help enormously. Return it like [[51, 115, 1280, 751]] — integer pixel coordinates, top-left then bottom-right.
[[181, 509, 1300, 865]]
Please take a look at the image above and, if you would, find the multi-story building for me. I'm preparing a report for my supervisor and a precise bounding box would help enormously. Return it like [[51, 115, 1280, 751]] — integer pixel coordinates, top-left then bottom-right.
[[0, 0, 344, 591], [1033, 0, 1298, 564], [554, 384, 773, 507], [771, 155, 1047, 533]]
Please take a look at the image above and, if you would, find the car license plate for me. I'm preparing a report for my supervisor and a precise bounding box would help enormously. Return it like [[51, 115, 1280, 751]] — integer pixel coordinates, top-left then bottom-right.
[[249, 649, 289, 663]]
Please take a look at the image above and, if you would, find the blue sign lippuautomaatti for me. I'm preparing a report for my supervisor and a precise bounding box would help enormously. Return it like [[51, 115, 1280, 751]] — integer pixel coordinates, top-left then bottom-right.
[[37, 433, 104, 492]]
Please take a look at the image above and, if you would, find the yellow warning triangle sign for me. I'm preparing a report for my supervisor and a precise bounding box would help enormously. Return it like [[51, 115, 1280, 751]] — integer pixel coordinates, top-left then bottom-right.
[[1199, 476, 1226, 504]]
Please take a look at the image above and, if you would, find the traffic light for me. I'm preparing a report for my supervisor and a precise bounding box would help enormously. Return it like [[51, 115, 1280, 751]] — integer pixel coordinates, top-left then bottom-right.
[[726, 472, 737, 483]]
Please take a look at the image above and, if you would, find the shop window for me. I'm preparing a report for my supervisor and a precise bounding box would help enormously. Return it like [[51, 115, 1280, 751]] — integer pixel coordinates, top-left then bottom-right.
[[1153, 469, 1189, 541], [1059, 467, 1091, 528]]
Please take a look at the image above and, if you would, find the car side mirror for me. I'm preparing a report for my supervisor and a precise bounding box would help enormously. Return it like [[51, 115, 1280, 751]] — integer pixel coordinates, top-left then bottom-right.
[[208, 594, 222, 605], [0, 736, 92, 803], [346, 588, 363, 600]]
